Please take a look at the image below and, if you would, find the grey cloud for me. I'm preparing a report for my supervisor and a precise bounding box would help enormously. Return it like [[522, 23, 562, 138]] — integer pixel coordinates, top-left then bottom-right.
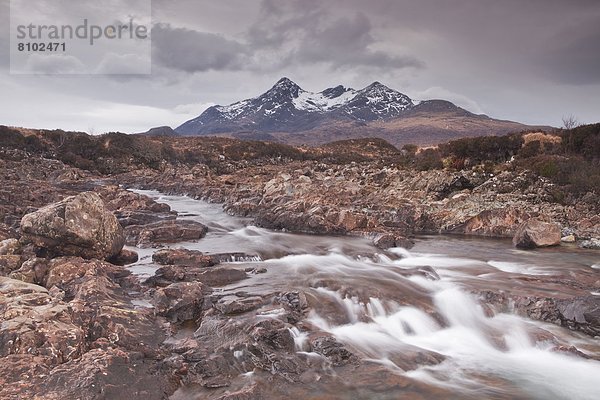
[[24, 54, 86, 74], [537, 24, 600, 85], [246, 0, 424, 71], [94, 53, 151, 75], [292, 13, 424, 70], [152, 23, 249, 73], [151, 2, 423, 75], [246, 0, 322, 47]]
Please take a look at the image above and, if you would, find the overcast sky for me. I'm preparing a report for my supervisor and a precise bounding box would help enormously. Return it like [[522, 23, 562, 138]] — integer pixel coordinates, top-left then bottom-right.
[[1, 0, 599, 133]]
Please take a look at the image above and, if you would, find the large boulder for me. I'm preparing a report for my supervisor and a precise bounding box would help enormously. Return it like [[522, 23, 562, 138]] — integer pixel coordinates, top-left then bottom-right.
[[20, 192, 124, 260], [512, 219, 561, 249]]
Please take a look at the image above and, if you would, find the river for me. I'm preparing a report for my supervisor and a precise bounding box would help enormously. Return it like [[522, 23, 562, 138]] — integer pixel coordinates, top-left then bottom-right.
[[130, 190, 600, 400]]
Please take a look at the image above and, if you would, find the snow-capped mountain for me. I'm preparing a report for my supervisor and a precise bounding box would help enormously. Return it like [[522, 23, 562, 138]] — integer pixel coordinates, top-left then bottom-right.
[[169, 77, 545, 146], [175, 77, 426, 135]]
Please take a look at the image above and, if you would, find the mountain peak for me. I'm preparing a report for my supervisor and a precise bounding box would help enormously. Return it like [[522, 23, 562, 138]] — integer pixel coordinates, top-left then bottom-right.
[[364, 81, 394, 92], [272, 77, 301, 90], [276, 77, 295, 84], [265, 77, 302, 100]]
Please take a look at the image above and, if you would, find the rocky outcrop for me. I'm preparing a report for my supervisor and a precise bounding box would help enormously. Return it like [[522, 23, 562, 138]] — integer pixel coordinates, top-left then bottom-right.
[[0, 254, 171, 399], [96, 184, 172, 215], [512, 219, 561, 249], [0, 255, 21, 276], [215, 296, 265, 315], [114, 159, 600, 245], [557, 296, 600, 336], [20, 192, 125, 260], [480, 291, 600, 337], [0, 277, 84, 363]]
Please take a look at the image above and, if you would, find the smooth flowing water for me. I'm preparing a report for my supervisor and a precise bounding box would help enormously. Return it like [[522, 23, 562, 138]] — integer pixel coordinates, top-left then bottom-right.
[[131, 190, 600, 400]]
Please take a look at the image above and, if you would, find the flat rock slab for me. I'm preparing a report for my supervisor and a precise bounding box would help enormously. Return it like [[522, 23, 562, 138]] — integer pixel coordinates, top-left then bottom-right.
[[149, 265, 248, 287], [152, 248, 261, 267], [125, 220, 208, 247]]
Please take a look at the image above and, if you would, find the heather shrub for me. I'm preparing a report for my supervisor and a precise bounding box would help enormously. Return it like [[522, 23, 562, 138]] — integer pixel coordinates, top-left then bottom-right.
[[415, 148, 443, 170], [440, 134, 523, 165]]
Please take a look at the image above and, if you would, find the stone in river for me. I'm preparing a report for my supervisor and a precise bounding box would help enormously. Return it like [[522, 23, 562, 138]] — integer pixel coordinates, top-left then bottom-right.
[[512, 219, 561, 249]]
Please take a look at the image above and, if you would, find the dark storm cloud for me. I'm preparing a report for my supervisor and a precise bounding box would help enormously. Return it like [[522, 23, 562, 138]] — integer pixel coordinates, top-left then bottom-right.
[[338, 0, 600, 84], [247, 0, 424, 70], [152, 23, 249, 73], [152, 0, 424, 73]]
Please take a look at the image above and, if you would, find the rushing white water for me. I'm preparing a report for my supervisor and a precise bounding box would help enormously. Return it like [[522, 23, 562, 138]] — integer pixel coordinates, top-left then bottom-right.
[[307, 269, 600, 400], [132, 190, 600, 400]]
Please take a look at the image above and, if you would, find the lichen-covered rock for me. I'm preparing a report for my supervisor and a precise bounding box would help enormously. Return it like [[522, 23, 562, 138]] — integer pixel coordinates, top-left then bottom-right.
[[20, 192, 124, 260], [0, 238, 20, 255], [8, 257, 48, 285], [579, 238, 600, 250], [512, 219, 561, 249], [0, 255, 22, 276]]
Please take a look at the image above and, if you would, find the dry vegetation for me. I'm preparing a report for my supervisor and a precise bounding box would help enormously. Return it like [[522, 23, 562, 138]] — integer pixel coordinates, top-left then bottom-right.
[[1, 122, 598, 199]]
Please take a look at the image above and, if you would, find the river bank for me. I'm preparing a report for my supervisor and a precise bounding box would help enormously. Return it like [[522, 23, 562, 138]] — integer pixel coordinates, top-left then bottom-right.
[[1, 132, 599, 399]]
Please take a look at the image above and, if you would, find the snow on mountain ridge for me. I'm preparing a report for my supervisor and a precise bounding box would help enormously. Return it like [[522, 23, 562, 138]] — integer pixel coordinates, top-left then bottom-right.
[[292, 87, 358, 112], [211, 78, 412, 119]]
